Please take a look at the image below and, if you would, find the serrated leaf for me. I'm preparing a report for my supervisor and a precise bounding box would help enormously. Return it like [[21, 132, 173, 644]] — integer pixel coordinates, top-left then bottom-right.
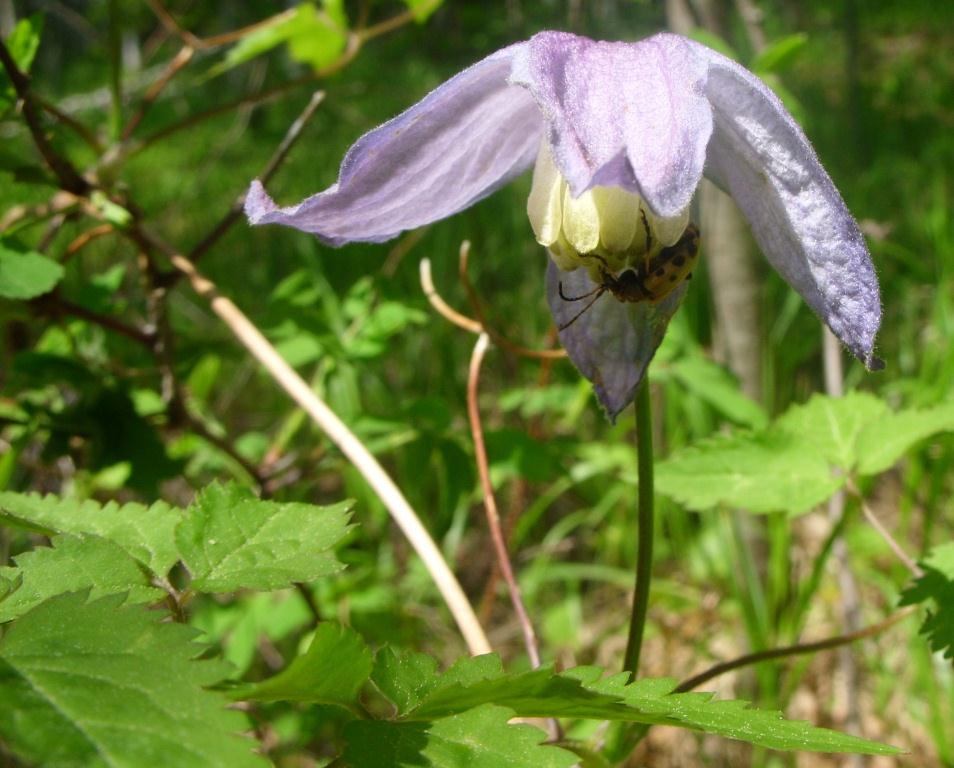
[[899, 542, 954, 661], [750, 33, 808, 73], [0, 533, 164, 622], [378, 652, 898, 754], [855, 400, 954, 475], [343, 703, 577, 768], [402, 0, 444, 22], [176, 482, 352, 592], [233, 622, 372, 707], [774, 392, 888, 471], [0, 592, 267, 767], [655, 429, 841, 515], [0, 491, 181, 576], [373, 646, 442, 715], [0, 241, 64, 299]]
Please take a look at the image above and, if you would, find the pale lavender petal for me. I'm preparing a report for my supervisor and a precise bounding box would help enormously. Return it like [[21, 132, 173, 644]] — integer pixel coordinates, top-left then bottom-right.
[[511, 32, 712, 218], [546, 263, 686, 419], [246, 44, 543, 245], [693, 43, 882, 367]]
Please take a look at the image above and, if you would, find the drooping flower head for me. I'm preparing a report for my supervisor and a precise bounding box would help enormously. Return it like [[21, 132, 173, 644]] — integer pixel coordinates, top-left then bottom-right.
[[247, 31, 881, 418]]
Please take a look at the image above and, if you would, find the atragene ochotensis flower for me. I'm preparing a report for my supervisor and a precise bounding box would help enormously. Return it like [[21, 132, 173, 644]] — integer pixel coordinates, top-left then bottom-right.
[[246, 31, 881, 418]]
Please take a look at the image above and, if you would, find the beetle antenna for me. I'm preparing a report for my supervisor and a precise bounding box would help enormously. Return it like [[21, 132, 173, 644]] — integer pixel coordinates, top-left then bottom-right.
[[558, 288, 605, 330], [559, 281, 603, 302]]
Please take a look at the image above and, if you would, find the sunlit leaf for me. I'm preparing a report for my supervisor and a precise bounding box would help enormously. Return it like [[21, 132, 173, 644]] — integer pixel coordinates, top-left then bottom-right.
[[0, 491, 181, 576], [0, 534, 163, 622], [402, 0, 445, 22], [176, 482, 352, 592], [371, 651, 899, 754], [0, 593, 267, 767], [233, 622, 372, 707], [0, 241, 63, 300], [0, 14, 43, 111]]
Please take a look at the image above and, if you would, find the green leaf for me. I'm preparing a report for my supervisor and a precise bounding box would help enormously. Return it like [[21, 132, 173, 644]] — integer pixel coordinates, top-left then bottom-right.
[[212, 2, 347, 78], [0, 533, 164, 622], [656, 393, 954, 516], [402, 0, 445, 22], [176, 482, 352, 592], [343, 703, 577, 768], [0, 592, 267, 767], [0, 573, 14, 602], [855, 400, 954, 475], [372, 646, 442, 715], [0, 14, 43, 111], [0, 491, 181, 576], [0, 241, 64, 299], [670, 356, 768, 428], [89, 190, 133, 229], [655, 429, 841, 515], [233, 622, 372, 707], [750, 33, 809, 74], [375, 652, 898, 755], [774, 392, 888, 471], [899, 542, 954, 661]]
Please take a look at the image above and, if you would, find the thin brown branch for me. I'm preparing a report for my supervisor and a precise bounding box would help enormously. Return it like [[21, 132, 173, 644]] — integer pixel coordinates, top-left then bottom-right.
[[458, 242, 568, 360], [847, 481, 923, 577], [419, 258, 484, 334], [674, 608, 916, 693], [63, 223, 114, 263], [144, 0, 297, 50], [467, 334, 542, 668], [36, 96, 104, 153], [121, 46, 195, 141], [33, 293, 156, 348], [357, 8, 417, 43], [0, 39, 91, 196], [188, 90, 325, 265]]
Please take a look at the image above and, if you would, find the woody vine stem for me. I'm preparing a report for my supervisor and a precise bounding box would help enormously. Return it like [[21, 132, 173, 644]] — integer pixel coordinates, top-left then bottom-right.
[[623, 376, 655, 679]]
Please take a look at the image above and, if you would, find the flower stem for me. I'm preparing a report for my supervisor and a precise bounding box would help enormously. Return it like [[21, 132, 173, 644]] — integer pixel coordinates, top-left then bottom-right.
[[623, 376, 655, 679]]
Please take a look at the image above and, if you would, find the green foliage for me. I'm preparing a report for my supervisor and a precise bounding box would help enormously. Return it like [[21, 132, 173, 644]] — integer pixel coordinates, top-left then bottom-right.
[[900, 543, 954, 661], [0, 533, 163, 622], [403, 0, 445, 23], [657, 392, 954, 514], [212, 1, 348, 78], [0, 13, 42, 112], [0, 593, 267, 767], [0, 239, 63, 299], [234, 621, 372, 706], [343, 704, 577, 768], [176, 482, 352, 591]]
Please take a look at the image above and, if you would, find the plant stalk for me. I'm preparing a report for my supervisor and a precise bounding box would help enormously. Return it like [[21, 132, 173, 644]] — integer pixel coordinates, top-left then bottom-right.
[[623, 376, 655, 679]]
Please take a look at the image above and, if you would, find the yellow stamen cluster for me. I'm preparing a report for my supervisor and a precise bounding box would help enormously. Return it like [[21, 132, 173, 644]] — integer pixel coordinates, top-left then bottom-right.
[[526, 142, 689, 282]]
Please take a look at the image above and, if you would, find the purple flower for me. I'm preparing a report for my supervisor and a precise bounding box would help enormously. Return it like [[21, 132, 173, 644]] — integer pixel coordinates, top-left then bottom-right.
[[246, 31, 881, 418]]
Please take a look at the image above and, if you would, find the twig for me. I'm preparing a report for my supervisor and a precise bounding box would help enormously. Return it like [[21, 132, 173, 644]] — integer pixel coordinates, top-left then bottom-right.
[[419, 258, 483, 334], [161, 243, 490, 656], [144, 0, 298, 51], [0, 39, 91, 195], [847, 480, 923, 577], [33, 293, 156, 348], [673, 608, 916, 693], [467, 333, 542, 668], [458, 242, 567, 360], [36, 96, 104, 153], [63, 223, 115, 263], [189, 90, 325, 265], [121, 45, 195, 141]]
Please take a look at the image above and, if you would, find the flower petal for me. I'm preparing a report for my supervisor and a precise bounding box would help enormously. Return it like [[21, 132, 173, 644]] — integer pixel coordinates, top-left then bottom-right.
[[246, 44, 543, 245], [694, 43, 882, 367], [546, 263, 686, 419], [511, 32, 712, 218]]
